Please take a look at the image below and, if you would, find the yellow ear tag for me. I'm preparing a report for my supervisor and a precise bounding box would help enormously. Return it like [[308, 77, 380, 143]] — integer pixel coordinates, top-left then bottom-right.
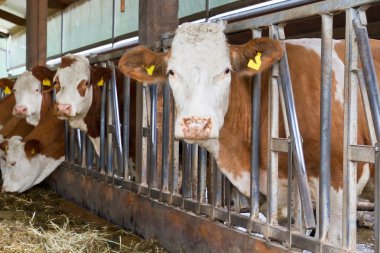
[[97, 78, 104, 87], [42, 79, 51, 86], [145, 65, 155, 76], [247, 52, 262, 70], [31, 148, 35, 155], [3, 86, 11, 95]]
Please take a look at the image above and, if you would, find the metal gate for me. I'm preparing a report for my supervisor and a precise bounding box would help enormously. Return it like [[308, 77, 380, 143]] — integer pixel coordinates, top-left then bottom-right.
[[57, 0, 380, 252]]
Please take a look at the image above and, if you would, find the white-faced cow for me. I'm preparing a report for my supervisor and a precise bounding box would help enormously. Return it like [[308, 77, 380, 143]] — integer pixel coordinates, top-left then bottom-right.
[[53, 54, 112, 155], [12, 66, 56, 126], [118, 22, 379, 245]]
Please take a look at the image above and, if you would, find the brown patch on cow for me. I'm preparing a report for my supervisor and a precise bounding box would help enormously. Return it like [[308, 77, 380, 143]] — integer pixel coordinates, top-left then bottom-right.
[[0, 140, 9, 153], [3, 118, 34, 139], [118, 46, 169, 84], [0, 94, 16, 126], [229, 38, 283, 76], [77, 79, 89, 97], [83, 84, 101, 138], [25, 111, 65, 160], [90, 66, 112, 87], [40, 91, 53, 121], [60, 56, 77, 69], [24, 139, 41, 160], [31, 66, 56, 92], [54, 77, 61, 93]]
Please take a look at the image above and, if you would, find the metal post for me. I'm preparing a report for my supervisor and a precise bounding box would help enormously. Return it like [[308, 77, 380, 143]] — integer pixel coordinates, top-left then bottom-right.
[[342, 8, 358, 250], [182, 142, 192, 198], [149, 85, 158, 188], [109, 62, 123, 177], [287, 137, 293, 248], [122, 76, 130, 179], [69, 127, 75, 165], [106, 79, 113, 177], [319, 13, 333, 242], [86, 136, 93, 170], [162, 80, 171, 192], [353, 10, 380, 141], [191, 144, 198, 199], [197, 147, 207, 213], [65, 121, 69, 161], [250, 28, 262, 224], [274, 25, 315, 230], [99, 76, 107, 174], [213, 159, 222, 208], [375, 143, 380, 253]]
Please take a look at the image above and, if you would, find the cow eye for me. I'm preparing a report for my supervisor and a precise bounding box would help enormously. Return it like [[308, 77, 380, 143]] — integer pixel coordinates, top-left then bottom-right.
[[35, 88, 40, 92], [12, 89, 16, 92], [168, 70, 174, 76], [224, 68, 230, 74]]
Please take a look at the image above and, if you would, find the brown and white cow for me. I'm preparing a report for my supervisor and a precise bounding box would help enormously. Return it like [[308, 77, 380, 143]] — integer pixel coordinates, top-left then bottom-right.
[[118, 22, 379, 245], [12, 66, 56, 126], [0, 78, 16, 130], [0, 112, 65, 193], [53, 54, 112, 155]]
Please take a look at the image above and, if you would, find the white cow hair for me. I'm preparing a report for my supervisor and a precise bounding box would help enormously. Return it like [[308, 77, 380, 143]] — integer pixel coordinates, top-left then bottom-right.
[[13, 71, 43, 126], [1, 135, 63, 193], [168, 22, 231, 140], [55, 54, 93, 122]]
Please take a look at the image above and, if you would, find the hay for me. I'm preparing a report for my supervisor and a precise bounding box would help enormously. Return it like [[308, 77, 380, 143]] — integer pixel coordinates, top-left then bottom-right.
[[0, 187, 166, 253]]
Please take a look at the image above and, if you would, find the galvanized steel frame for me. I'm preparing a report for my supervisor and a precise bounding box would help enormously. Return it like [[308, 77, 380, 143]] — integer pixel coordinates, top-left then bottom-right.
[[60, 0, 380, 252]]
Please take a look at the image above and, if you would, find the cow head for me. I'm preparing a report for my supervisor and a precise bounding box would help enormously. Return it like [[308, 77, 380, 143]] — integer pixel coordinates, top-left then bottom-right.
[[0, 78, 15, 95], [54, 54, 111, 120], [12, 66, 55, 126], [119, 22, 283, 142]]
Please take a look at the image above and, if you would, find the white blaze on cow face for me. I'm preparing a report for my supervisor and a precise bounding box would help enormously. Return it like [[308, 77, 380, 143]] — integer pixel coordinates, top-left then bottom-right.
[[168, 22, 231, 140], [12, 71, 43, 126], [55, 54, 92, 120]]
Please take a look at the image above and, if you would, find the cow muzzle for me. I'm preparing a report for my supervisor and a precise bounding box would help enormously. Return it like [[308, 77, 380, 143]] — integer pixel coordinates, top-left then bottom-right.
[[181, 117, 212, 139], [54, 103, 72, 117], [13, 105, 28, 116]]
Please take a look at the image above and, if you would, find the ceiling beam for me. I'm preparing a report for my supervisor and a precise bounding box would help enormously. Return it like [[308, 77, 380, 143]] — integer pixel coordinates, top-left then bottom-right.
[[0, 8, 26, 26], [48, 0, 80, 9]]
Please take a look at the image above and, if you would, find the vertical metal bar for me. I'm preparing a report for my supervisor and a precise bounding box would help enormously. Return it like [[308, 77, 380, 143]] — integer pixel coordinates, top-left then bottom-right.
[[76, 129, 82, 165], [319, 13, 333, 243], [172, 140, 180, 195], [353, 11, 380, 141], [122, 76, 130, 179], [69, 127, 75, 165], [191, 144, 198, 199], [342, 8, 358, 250], [275, 26, 315, 230], [213, 159, 222, 208], [162, 81, 170, 192], [267, 26, 280, 227], [86, 135, 93, 170], [109, 62, 123, 177], [149, 85, 158, 188], [106, 79, 113, 176], [65, 121, 69, 161], [182, 142, 192, 198], [99, 76, 107, 174], [140, 87, 149, 188], [375, 143, 380, 253], [287, 138, 293, 248], [250, 28, 262, 225], [197, 147, 207, 212], [80, 131, 86, 168]]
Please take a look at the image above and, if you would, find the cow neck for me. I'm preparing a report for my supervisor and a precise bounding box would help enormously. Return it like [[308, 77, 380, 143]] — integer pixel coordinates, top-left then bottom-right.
[[0, 94, 16, 126], [83, 84, 101, 138], [25, 111, 65, 160]]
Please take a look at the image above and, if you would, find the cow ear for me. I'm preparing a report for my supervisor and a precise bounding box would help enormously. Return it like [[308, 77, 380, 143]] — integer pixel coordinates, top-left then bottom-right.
[[0, 78, 15, 95], [31, 66, 56, 93], [90, 66, 112, 87], [24, 139, 41, 159], [118, 46, 168, 84], [229, 38, 283, 76], [0, 140, 9, 153]]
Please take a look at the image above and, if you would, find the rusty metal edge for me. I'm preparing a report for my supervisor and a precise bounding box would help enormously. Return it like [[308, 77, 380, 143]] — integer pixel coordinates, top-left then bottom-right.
[[46, 164, 287, 253]]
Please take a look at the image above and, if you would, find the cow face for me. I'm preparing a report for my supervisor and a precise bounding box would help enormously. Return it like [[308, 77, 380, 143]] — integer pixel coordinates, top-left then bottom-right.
[[54, 54, 92, 119], [54, 54, 111, 120], [119, 22, 283, 142], [12, 66, 55, 126]]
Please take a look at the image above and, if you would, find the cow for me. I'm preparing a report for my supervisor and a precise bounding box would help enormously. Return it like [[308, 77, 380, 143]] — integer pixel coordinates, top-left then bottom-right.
[[12, 66, 56, 126], [0, 78, 16, 130], [0, 112, 65, 193], [53, 54, 112, 156], [118, 22, 379, 245]]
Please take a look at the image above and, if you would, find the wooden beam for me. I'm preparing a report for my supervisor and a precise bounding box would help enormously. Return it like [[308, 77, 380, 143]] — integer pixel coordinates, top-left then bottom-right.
[[0, 9, 26, 26], [48, 0, 80, 9], [26, 0, 47, 69]]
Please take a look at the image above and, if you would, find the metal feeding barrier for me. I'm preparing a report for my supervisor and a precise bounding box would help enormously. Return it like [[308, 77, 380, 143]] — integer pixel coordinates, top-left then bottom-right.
[[62, 0, 380, 252]]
